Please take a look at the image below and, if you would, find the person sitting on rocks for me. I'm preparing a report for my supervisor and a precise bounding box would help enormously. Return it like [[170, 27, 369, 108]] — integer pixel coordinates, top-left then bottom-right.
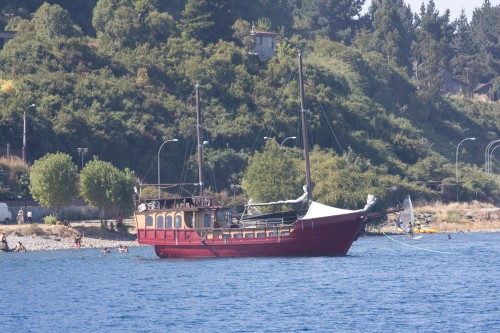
[[0, 233, 10, 252], [13, 242, 27, 252], [62, 220, 71, 227], [74, 234, 82, 248]]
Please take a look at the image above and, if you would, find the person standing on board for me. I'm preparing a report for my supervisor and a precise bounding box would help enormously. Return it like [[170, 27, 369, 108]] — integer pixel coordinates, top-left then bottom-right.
[[408, 223, 414, 239]]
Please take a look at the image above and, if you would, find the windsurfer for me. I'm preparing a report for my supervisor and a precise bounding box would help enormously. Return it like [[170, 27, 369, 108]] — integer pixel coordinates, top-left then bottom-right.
[[408, 223, 414, 239]]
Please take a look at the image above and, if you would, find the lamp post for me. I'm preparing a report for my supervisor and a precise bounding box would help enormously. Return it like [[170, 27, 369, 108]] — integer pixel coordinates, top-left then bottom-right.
[[157, 139, 178, 198], [230, 184, 241, 211], [456, 137, 475, 202], [77, 148, 88, 171], [485, 139, 500, 173], [22, 104, 35, 163]]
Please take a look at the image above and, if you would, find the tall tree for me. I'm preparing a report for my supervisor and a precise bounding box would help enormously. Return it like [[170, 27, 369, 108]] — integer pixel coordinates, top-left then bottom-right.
[[450, 9, 476, 95], [242, 141, 303, 213], [181, 0, 233, 44], [370, 0, 414, 69], [412, 0, 453, 101], [29, 153, 78, 216], [80, 158, 135, 224], [292, 0, 364, 43], [470, 0, 500, 82]]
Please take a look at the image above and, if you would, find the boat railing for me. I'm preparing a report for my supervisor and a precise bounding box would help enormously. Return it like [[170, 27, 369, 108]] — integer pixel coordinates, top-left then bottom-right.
[[238, 218, 296, 229], [197, 225, 294, 240]]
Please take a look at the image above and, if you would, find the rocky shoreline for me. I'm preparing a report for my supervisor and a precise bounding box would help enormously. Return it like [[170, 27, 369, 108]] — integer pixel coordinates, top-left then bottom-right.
[[3, 234, 140, 252], [0, 223, 141, 252]]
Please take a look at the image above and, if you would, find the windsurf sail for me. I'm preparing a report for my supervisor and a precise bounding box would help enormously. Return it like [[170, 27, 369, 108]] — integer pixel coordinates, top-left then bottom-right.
[[396, 195, 414, 233]]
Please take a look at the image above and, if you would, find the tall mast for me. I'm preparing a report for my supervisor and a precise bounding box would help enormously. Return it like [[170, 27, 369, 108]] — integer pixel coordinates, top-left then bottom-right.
[[298, 51, 313, 203], [195, 82, 205, 205]]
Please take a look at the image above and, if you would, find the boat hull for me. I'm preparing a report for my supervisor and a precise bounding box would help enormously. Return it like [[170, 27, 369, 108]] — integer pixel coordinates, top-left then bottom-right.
[[137, 211, 366, 258]]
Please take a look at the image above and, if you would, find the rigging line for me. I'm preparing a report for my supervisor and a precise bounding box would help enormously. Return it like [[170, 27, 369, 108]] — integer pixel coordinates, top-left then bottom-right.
[[178, 89, 197, 196], [139, 153, 157, 184], [382, 231, 457, 255], [236, 67, 297, 176], [317, 99, 344, 153], [268, 67, 297, 134]]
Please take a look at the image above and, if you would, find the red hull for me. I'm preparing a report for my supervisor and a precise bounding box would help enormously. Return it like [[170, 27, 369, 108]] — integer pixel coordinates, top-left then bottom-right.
[[137, 211, 366, 258]]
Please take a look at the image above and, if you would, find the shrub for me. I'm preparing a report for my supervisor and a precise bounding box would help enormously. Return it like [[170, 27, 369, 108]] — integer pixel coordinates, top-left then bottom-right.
[[43, 214, 57, 225]]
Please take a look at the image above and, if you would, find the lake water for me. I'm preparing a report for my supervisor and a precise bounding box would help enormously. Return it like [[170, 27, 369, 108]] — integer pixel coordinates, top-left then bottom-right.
[[1, 232, 498, 333]]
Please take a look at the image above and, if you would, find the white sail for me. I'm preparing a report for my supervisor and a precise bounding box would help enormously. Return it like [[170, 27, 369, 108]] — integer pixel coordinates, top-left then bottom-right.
[[396, 195, 414, 232]]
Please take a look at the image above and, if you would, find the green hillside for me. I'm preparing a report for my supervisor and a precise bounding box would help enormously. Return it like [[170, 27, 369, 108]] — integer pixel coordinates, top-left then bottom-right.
[[0, 0, 499, 207]]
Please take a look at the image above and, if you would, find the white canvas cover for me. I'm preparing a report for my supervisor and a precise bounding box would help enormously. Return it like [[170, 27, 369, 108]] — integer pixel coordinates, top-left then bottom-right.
[[301, 201, 363, 220]]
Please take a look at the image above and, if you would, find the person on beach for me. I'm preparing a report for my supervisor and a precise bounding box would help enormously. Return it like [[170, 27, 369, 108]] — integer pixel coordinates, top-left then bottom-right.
[[27, 211, 33, 223], [17, 210, 24, 225], [62, 220, 71, 227], [74, 234, 82, 248], [116, 215, 123, 232], [109, 221, 115, 232], [13, 242, 27, 252], [0, 233, 9, 252]]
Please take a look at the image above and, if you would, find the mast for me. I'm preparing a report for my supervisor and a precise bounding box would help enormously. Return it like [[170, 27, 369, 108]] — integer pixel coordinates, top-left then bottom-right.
[[195, 82, 205, 206], [298, 50, 313, 203]]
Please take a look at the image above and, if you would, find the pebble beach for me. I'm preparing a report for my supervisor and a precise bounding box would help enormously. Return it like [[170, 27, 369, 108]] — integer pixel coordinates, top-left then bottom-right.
[[0, 221, 141, 252]]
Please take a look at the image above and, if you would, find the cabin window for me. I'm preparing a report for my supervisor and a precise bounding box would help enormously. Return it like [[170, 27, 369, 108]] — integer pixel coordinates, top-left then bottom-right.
[[233, 233, 242, 238], [204, 214, 211, 228], [244, 233, 254, 238], [186, 214, 193, 228], [257, 232, 266, 237], [146, 215, 154, 227], [222, 234, 230, 239], [157, 215, 164, 228], [175, 214, 182, 229], [268, 232, 278, 237], [166, 215, 173, 228], [281, 231, 290, 236]]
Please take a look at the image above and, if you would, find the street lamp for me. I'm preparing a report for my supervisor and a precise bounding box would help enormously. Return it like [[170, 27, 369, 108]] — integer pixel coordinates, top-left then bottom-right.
[[485, 139, 500, 173], [490, 144, 500, 173], [264, 136, 297, 149], [77, 148, 88, 171], [22, 104, 35, 163], [456, 137, 475, 202], [280, 136, 297, 148], [157, 139, 178, 198]]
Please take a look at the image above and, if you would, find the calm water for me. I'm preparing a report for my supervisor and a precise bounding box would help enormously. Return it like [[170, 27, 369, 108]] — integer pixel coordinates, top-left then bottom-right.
[[1, 232, 498, 333]]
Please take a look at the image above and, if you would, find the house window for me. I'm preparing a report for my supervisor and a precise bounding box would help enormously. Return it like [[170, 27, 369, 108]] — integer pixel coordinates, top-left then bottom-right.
[[256, 36, 262, 45], [157, 215, 164, 228], [146, 215, 153, 227]]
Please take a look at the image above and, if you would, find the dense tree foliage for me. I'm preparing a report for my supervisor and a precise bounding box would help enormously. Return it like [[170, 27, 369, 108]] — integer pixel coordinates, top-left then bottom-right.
[[29, 152, 77, 213], [0, 0, 498, 207], [79, 158, 135, 223]]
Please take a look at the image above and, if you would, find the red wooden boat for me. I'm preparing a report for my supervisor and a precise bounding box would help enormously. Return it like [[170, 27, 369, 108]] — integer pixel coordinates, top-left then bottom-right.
[[135, 52, 399, 258]]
